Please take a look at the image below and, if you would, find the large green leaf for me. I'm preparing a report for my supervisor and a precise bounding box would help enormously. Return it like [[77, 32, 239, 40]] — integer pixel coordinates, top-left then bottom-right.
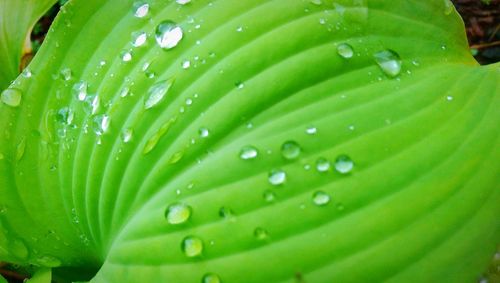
[[0, 0, 57, 90], [1, 0, 499, 282]]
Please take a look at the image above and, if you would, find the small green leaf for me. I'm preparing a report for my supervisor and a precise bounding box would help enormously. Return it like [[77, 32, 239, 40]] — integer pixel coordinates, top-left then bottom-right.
[[0, 0, 57, 89], [25, 268, 51, 283]]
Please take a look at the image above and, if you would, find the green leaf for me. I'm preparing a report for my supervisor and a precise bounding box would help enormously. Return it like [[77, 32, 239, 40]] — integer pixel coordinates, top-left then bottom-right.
[[25, 268, 51, 283], [0, 0, 499, 282], [0, 274, 6, 283], [0, 0, 57, 89]]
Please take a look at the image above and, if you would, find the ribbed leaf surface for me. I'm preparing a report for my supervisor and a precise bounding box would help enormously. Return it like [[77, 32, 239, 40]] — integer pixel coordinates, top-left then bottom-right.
[[0, 0, 499, 282]]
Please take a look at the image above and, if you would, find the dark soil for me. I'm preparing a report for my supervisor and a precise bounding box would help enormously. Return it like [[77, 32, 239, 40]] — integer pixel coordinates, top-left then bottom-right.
[[452, 0, 500, 64]]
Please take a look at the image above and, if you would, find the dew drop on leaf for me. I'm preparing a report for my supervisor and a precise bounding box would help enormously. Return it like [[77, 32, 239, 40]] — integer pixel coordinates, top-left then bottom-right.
[[144, 78, 175, 109], [254, 227, 269, 240], [132, 31, 147, 47], [121, 51, 133, 62], [155, 20, 183, 50], [239, 145, 258, 160], [165, 203, 192, 225], [176, 0, 191, 5], [56, 107, 75, 125], [199, 127, 210, 138], [312, 191, 330, 206], [169, 151, 185, 164], [1, 88, 22, 107], [120, 87, 130, 98], [202, 273, 221, 283], [268, 169, 286, 186], [16, 137, 26, 161], [281, 141, 301, 160], [59, 68, 72, 81], [35, 255, 62, 267], [337, 43, 354, 59], [334, 154, 354, 174], [22, 68, 32, 78], [182, 60, 191, 69], [305, 126, 317, 135], [235, 81, 245, 89], [72, 81, 88, 101], [315, 157, 331, 172], [218, 207, 235, 219], [374, 50, 402, 78], [181, 236, 203, 257], [84, 95, 100, 115], [121, 128, 133, 143], [143, 117, 177, 154], [309, 0, 322, 5], [133, 1, 149, 18], [92, 114, 110, 136], [263, 190, 276, 203]]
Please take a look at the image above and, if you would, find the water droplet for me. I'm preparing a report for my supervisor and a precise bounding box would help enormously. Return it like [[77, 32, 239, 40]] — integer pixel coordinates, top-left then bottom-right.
[[144, 78, 175, 109], [239, 145, 258, 160], [72, 81, 88, 101], [263, 190, 276, 202], [121, 51, 133, 62], [35, 255, 62, 267], [133, 1, 149, 18], [181, 236, 203, 257], [71, 207, 79, 224], [120, 87, 130, 98], [60, 68, 72, 81], [443, 0, 454, 15], [182, 60, 191, 69], [446, 95, 453, 101], [185, 98, 193, 106], [83, 95, 100, 114], [132, 31, 147, 47], [169, 151, 184, 164], [165, 203, 192, 225], [334, 154, 354, 174], [155, 20, 183, 50], [310, 0, 322, 5], [199, 127, 210, 138], [92, 114, 110, 136], [305, 126, 317, 135], [16, 137, 26, 161], [374, 50, 402, 78], [176, 0, 191, 4], [121, 128, 133, 143], [268, 170, 286, 186], [312, 191, 330, 206], [1, 88, 22, 107], [236, 26, 244, 32], [254, 227, 269, 240], [316, 157, 331, 172], [143, 117, 176, 154], [22, 68, 33, 78], [202, 273, 221, 283], [281, 141, 301, 160], [337, 43, 354, 59], [56, 107, 74, 125], [219, 207, 235, 219], [235, 81, 245, 89]]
